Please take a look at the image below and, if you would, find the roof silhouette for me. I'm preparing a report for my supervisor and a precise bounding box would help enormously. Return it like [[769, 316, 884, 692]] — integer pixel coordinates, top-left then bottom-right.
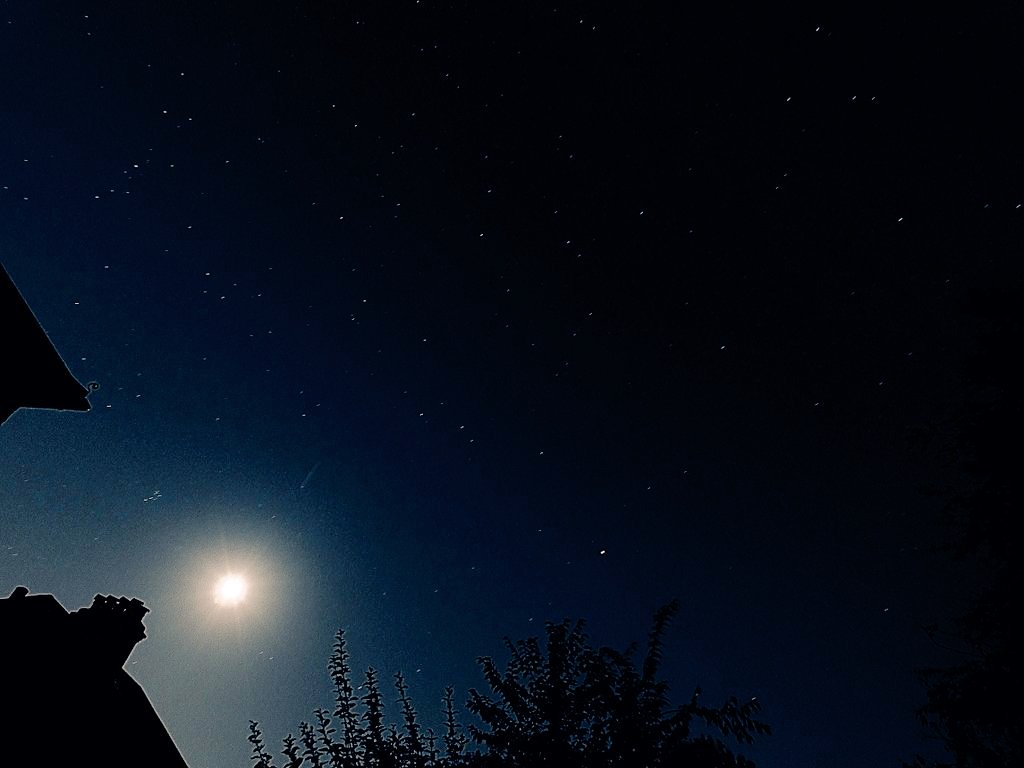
[[1, 262, 91, 425], [0, 587, 190, 767]]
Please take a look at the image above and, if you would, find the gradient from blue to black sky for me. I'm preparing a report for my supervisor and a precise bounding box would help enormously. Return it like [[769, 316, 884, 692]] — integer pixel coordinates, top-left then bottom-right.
[[2, 3, 1020, 767]]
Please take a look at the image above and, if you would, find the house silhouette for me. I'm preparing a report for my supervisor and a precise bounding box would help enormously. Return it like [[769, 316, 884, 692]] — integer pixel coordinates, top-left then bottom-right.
[[2, 269, 188, 763], [0, 587, 190, 766]]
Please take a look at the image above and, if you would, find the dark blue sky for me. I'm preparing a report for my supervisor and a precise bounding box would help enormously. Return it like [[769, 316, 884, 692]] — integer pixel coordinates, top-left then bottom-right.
[[2, 3, 1020, 767]]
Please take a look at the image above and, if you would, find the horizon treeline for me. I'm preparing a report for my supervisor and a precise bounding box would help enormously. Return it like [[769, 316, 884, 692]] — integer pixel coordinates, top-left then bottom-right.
[[247, 600, 770, 768]]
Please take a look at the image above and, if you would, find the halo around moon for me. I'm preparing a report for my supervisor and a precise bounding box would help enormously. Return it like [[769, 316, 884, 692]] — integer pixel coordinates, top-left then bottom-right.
[[213, 573, 249, 607]]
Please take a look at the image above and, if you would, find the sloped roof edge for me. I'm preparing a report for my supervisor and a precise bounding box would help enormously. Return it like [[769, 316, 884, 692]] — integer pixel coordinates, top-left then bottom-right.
[[1, 262, 92, 424]]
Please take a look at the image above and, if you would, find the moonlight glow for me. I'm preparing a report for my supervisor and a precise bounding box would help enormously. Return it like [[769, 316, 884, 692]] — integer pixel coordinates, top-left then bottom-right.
[[213, 574, 249, 607]]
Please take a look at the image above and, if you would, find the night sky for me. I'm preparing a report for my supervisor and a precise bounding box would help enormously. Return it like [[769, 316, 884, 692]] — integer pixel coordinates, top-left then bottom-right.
[[2, 3, 1021, 767]]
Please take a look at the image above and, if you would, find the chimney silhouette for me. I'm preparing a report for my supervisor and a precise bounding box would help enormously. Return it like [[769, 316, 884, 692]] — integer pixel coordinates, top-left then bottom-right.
[[70, 594, 150, 669], [0, 587, 190, 767]]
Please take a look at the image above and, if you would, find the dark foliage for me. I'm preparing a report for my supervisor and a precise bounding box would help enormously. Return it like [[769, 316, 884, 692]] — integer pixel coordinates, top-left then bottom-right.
[[395, 671, 426, 765], [249, 721, 274, 768], [282, 735, 304, 768], [331, 630, 363, 767], [361, 667, 394, 768], [465, 600, 768, 768], [248, 603, 768, 767], [910, 289, 1022, 768], [443, 686, 468, 764]]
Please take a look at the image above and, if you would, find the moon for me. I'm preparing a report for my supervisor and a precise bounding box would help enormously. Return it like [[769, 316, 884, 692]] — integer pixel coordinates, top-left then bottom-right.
[[213, 574, 249, 607]]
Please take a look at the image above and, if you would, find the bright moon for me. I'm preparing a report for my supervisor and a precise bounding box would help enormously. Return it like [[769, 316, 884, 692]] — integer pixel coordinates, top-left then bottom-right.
[[213, 574, 249, 607]]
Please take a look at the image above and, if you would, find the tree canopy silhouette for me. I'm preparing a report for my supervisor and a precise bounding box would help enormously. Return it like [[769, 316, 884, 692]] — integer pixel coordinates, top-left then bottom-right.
[[248, 602, 768, 768], [466, 601, 768, 768], [909, 287, 1022, 768]]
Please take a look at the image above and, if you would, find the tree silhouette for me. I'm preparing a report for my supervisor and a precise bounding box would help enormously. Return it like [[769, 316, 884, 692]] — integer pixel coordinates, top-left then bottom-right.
[[425, 728, 439, 766], [248, 602, 769, 768], [249, 720, 275, 768], [443, 686, 468, 765], [316, 707, 345, 768], [465, 601, 768, 767], [301, 721, 326, 768], [909, 288, 1022, 768], [361, 667, 395, 768], [331, 629, 363, 767], [395, 671, 426, 766], [282, 735, 304, 768]]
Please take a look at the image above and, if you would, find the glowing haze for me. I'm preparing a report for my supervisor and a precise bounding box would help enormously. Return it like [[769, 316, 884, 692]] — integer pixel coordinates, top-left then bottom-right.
[[213, 574, 249, 607]]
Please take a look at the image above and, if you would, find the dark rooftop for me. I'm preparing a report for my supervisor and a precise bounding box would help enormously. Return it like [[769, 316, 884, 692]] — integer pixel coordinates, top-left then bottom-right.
[[1, 262, 92, 425]]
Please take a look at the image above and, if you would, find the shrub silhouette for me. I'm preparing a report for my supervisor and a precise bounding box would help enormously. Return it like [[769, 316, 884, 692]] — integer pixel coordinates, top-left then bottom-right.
[[248, 602, 768, 767]]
